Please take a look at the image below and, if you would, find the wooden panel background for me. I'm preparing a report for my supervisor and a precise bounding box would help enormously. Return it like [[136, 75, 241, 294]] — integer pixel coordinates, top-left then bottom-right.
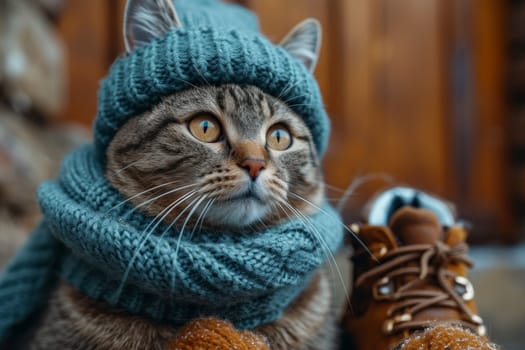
[[56, 0, 516, 243], [57, 0, 111, 126], [324, 0, 451, 213]]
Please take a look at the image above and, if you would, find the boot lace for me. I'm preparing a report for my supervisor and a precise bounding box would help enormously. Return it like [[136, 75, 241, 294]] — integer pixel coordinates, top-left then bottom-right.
[[354, 241, 486, 336]]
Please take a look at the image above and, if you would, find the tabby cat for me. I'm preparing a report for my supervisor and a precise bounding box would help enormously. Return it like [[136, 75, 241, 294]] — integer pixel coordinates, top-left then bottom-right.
[[17, 1, 341, 349]]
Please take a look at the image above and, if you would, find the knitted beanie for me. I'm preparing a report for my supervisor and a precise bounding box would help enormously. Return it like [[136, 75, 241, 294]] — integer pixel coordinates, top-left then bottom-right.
[[94, 0, 330, 158]]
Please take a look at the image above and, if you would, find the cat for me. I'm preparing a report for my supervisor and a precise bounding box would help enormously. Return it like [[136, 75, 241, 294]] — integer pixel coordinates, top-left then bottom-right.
[[24, 84, 338, 350], [9, 1, 343, 349]]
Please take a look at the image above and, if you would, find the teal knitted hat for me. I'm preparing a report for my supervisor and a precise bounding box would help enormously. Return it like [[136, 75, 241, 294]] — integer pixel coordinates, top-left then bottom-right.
[[94, 0, 330, 157]]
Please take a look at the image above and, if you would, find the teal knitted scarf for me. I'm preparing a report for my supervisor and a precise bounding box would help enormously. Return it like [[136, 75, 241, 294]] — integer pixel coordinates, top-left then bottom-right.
[[0, 0, 340, 342], [0, 145, 343, 340]]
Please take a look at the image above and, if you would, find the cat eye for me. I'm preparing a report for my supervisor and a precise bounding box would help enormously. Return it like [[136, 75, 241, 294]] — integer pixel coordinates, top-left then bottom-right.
[[188, 114, 222, 143], [266, 124, 292, 150]]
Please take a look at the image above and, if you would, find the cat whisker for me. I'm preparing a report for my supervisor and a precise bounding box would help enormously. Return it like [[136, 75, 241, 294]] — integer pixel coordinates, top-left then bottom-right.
[[198, 199, 215, 233], [120, 183, 197, 218], [106, 180, 183, 213], [275, 198, 350, 305], [261, 200, 294, 290], [280, 92, 313, 108], [272, 82, 311, 112], [138, 189, 197, 239], [271, 200, 288, 224], [336, 172, 395, 212], [281, 93, 309, 103], [274, 79, 296, 101], [323, 183, 346, 193], [190, 198, 214, 238], [287, 191, 377, 262], [279, 200, 346, 275], [169, 75, 212, 96], [111, 158, 144, 176], [174, 195, 208, 257], [281, 100, 313, 108], [191, 63, 212, 89], [325, 197, 344, 202], [254, 212, 272, 233], [274, 79, 310, 106], [171, 195, 208, 259], [148, 191, 199, 249], [151, 193, 202, 258], [147, 190, 198, 237], [114, 190, 198, 301], [167, 75, 217, 105], [162, 195, 208, 295], [284, 104, 316, 111]]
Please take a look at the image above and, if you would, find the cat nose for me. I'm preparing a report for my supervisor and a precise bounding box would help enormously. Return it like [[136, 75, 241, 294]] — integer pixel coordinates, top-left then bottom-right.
[[239, 158, 266, 180]]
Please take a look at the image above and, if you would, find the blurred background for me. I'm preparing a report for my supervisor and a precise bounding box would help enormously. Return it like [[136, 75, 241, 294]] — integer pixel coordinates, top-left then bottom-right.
[[0, 0, 524, 348]]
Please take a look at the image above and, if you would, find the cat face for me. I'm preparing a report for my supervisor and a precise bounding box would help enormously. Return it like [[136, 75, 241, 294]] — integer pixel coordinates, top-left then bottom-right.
[[105, 0, 325, 231], [106, 84, 324, 230]]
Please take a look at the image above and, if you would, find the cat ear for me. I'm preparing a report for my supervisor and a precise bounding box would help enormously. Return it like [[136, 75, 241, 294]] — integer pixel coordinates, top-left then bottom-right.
[[280, 18, 322, 72], [123, 0, 181, 53]]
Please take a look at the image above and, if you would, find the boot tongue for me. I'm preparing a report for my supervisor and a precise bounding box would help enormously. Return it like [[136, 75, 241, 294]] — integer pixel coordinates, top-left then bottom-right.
[[389, 206, 442, 245]]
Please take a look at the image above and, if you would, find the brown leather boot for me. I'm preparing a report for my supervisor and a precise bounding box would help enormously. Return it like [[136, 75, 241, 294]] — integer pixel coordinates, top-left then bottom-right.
[[343, 187, 487, 350]]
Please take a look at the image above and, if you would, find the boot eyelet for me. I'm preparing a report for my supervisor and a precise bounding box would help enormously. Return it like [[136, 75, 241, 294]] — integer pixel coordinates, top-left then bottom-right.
[[477, 324, 487, 337], [471, 314, 483, 324], [394, 313, 412, 322], [383, 319, 394, 334], [454, 276, 474, 301], [382, 314, 412, 335], [374, 244, 388, 258], [373, 277, 395, 299]]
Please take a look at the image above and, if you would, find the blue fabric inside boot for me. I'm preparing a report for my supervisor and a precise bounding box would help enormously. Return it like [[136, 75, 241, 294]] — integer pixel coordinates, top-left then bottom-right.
[[367, 187, 455, 227]]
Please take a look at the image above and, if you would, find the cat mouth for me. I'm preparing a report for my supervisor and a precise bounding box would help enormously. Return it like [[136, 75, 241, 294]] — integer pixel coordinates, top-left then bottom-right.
[[229, 190, 264, 202], [204, 186, 271, 228]]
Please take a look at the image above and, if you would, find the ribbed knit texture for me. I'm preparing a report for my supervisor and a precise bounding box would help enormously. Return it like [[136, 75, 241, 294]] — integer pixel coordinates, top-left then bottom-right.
[[0, 0, 337, 343], [0, 145, 343, 340], [94, 0, 330, 157], [0, 223, 62, 341]]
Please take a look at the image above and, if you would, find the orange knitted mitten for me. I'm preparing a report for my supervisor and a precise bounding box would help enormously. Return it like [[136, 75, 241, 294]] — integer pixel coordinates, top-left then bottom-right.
[[395, 324, 499, 350], [167, 318, 269, 350]]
